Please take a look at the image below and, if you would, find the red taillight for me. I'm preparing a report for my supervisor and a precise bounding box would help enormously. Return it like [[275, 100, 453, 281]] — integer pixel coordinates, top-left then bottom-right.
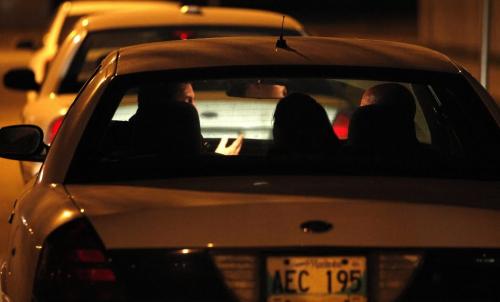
[[332, 113, 350, 140], [74, 249, 107, 263], [174, 30, 191, 40], [33, 219, 122, 301], [76, 268, 117, 282], [48, 116, 64, 143]]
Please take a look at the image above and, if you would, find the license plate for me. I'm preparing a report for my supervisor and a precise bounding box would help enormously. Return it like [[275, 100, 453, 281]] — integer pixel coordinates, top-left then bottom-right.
[[266, 256, 367, 302]]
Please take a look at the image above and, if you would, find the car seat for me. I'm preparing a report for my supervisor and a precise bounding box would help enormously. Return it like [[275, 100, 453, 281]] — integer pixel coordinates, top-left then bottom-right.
[[130, 100, 202, 155], [347, 84, 418, 154]]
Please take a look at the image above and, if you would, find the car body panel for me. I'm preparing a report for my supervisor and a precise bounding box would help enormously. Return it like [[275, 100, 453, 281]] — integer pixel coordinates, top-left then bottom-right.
[[83, 6, 304, 33], [37, 60, 112, 186], [116, 37, 459, 75], [66, 1, 177, 15], [37, 27, 89, 103], [66, 175, 500, 249], [22, 94, 75, 143], [29, 1, 177, 84], [1, 182, 81, 302], [2, 36, 498, 300], [20, 93, 76, 181]]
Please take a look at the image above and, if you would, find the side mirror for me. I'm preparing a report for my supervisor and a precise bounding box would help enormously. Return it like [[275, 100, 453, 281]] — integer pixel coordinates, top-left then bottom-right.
[[3, 68, 40, 91], [0, 125, 45, 162], [16, 39, 37, 50]]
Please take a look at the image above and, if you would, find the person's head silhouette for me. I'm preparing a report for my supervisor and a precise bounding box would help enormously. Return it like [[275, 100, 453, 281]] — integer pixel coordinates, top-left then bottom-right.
[[272, 92, 340, 156], [348, 83, 418, 150]]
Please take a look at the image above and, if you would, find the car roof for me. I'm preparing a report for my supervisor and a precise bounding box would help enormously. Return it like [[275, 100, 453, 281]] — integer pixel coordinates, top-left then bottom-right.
[[114, 36, 460, 76], [66, 1, 177, 15], [82, 6, 304, 33]]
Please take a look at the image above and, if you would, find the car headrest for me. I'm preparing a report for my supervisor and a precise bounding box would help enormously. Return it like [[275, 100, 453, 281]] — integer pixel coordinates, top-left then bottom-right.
[[360, 83, 416, 121], [348, 103, 418, 150], [272, 92, 340, 155], [137, 83, 183, 115], [131, 101, 202, 155]]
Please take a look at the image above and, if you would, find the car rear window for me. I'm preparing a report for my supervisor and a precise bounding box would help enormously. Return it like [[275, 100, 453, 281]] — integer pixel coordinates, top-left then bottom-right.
[[66, 75, 486, 182], [110, 79, 432, 145]]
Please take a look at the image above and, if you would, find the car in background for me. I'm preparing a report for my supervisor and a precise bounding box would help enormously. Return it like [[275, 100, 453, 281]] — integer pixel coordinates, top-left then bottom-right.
[[4, 5, 306, 181], [0, 36, 499, 302], [28, 1, 177, 84]]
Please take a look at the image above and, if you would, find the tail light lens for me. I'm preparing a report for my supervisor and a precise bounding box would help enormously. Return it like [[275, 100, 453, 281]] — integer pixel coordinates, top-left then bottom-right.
[[332, 113, 350, 139], [33, 218, 123, 301], [174, 30, 192, 40], [48, 116, 64, 144]]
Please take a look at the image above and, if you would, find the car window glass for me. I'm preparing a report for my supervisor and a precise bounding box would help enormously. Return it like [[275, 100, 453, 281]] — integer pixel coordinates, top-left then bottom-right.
[[103, 78, 436, 160]]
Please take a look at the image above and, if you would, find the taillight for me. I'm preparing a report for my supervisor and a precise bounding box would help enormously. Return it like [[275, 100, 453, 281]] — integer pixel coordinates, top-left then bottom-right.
[[332, 113, 350, 139], [33, 218, 123, 301], [174, 30, 192, 40], [48, 115, 64, 144]]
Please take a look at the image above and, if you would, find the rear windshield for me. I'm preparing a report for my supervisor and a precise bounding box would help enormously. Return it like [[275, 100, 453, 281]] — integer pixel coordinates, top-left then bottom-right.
[[58, 27, 302, 93], [68, 73, 500, 182]]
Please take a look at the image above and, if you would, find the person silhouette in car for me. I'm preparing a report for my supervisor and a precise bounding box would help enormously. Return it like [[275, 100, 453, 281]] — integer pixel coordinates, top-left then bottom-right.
[[132, 82, 243, 155], [271, 92, 340, 157]]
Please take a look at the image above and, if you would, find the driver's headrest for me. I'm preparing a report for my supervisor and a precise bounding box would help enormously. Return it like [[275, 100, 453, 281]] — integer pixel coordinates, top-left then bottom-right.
[[348, 84, 419, 150], [132, 100, 202, 155]]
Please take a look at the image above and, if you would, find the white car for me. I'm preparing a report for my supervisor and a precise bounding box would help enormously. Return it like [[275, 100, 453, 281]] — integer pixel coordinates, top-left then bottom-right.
[[0, 36, 499, 302], [28, 1, 177, 84], [4, 5, 306, 181]]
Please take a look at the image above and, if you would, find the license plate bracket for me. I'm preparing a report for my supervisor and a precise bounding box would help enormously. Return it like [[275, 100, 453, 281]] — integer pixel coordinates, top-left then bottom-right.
[[266, 256, 367, 302]]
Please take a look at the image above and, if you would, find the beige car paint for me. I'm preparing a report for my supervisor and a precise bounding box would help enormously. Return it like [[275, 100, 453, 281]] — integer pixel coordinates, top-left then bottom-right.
[[1, 181, 81, 302], [66, 175, 500, 249]]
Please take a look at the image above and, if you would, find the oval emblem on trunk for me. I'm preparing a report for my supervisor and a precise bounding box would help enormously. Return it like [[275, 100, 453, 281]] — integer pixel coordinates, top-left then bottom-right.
[[300, 220, 333, 234]]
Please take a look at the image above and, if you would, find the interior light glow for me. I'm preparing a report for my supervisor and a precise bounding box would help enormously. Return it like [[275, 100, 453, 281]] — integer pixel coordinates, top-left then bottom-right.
[[181, 249, 190, 254]]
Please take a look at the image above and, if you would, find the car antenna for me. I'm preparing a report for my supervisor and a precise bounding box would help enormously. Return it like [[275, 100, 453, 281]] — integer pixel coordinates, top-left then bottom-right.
[[275, 16, 288, 50]]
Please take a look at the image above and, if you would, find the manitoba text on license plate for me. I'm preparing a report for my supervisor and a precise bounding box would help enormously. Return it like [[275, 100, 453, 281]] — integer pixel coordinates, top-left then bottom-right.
[[267, 256, 367, 302]]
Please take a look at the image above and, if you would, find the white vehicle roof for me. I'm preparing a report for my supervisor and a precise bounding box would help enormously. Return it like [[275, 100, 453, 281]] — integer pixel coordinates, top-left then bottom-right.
[[64, 1, 178, 15], [115, 36, 460, 75], [80, 5, 305, 33]]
